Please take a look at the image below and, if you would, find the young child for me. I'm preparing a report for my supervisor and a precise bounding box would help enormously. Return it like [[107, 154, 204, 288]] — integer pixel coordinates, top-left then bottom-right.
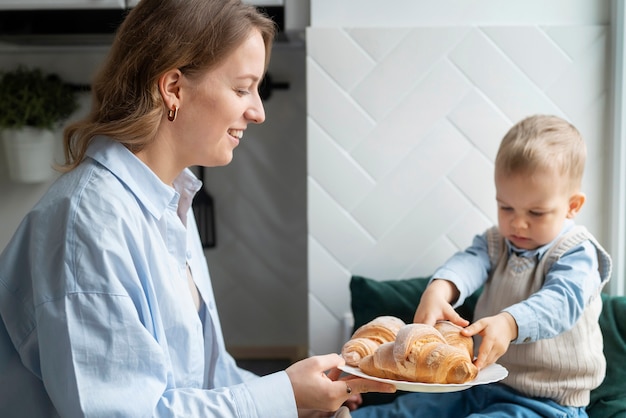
[[352, 114, 612, 418]]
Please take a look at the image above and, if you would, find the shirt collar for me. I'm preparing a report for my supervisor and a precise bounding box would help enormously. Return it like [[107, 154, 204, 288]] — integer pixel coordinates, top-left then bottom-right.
[[505, 219, 575, 259], [85, 136, 202, 220], [173, 167, 202, 226]]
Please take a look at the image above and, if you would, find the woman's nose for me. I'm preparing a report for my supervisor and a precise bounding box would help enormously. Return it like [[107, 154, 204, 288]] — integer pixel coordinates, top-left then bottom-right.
[[246, 95, 266, 124]]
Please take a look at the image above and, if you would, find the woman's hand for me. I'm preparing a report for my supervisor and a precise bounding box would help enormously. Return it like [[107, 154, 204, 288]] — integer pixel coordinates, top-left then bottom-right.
[[286, 353, 396, 414]]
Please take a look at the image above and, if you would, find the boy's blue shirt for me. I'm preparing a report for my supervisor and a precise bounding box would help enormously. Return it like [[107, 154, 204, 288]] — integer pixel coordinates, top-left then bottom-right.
[[432, 219, 602, 344]]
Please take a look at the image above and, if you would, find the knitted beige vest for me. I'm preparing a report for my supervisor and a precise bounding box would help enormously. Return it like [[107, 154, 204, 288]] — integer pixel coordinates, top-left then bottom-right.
[[474, 225, 612, 407]]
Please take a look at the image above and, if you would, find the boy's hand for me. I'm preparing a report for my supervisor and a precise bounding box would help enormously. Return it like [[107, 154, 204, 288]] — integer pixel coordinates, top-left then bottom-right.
[[413, 279, 469, 328], [461, 312, 518, 370]]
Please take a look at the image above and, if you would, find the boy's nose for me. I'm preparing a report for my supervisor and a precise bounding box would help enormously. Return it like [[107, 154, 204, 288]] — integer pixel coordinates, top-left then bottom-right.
[[511, 215, 527, 229]]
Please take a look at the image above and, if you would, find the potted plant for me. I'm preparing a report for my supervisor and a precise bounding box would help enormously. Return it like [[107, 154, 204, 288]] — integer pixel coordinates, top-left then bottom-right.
[[0, 66, 79, 183]]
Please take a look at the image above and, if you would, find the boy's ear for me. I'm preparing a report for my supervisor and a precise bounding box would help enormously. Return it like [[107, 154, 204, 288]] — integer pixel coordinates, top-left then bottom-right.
[[566, 192, 586, 218]]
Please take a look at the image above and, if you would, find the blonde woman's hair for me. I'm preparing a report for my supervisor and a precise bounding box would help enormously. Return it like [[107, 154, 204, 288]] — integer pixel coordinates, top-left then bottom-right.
[[61, 0, 276, 171], [495, 114, 586, 191]]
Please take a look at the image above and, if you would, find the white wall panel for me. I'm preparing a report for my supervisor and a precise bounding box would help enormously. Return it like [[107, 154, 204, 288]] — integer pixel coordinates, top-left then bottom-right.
[[308, 0, 612, 356], [311, 0, 608, 27]]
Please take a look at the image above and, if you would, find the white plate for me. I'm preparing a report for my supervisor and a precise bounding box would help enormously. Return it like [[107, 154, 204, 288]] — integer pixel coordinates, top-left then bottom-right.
[[338, 363, 508, 393]]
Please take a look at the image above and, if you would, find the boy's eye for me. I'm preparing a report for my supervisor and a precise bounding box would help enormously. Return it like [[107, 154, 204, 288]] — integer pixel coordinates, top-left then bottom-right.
[[499, 206, 512, 212], [529, 211, 544, 217]]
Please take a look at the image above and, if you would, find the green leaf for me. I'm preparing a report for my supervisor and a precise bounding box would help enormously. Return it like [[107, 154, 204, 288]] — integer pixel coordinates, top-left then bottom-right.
[[0, 66, 79, 131]]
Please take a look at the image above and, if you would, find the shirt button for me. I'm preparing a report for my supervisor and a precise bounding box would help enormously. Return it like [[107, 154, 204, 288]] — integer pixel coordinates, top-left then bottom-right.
[[186, 250, 192, 259]]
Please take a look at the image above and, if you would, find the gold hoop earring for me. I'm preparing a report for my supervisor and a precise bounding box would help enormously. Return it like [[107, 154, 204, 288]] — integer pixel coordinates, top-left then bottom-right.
[[167, 106, 178, 122]]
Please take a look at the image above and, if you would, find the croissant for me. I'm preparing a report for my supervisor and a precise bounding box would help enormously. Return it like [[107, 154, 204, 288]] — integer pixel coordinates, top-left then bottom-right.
[[359, 323, 478, 384], [341, 316, 405, 366], [434, 320, 474, 360]]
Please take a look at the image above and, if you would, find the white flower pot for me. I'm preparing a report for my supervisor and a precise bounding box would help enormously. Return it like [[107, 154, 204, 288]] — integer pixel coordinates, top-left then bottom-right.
[[2, 127, 56, 183]]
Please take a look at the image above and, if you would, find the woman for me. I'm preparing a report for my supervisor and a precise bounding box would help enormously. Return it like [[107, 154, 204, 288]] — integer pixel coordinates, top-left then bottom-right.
[[0, 0, 394, 416]]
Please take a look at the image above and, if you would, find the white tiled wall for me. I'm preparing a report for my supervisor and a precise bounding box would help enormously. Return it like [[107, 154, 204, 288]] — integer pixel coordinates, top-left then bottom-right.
[[307, 0, 613, 356], [0, 0, 617, 361]]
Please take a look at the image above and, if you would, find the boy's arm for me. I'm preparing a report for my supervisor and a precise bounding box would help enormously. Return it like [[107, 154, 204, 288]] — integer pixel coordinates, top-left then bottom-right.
[[429, 232, 491, 305], [462, 240, 603, 370], [414, 232, 491, 326], [502, 240, 602, 344]]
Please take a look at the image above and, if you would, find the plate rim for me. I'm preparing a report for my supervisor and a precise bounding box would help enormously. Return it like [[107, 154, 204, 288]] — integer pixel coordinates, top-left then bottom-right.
[[338, 362, 508, 393]]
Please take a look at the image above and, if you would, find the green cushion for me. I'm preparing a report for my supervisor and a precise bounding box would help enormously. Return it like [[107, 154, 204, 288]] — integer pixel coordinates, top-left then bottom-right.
[[349, 275, 626, 415], [587, 293, 626, 418], [350, 275, 481, 331]]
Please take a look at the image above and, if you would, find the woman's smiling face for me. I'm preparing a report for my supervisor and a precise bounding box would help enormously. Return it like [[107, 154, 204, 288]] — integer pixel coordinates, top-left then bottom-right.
[[177, 29, 267, 168]]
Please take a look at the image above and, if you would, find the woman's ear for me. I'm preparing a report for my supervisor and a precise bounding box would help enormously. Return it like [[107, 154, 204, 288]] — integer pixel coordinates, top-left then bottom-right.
[[566, 192, 586, 219], [158, 69, 182, 111]]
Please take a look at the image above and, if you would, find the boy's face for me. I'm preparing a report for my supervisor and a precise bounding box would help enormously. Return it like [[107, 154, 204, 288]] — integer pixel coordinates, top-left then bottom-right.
[[495, 168, 585, 250]]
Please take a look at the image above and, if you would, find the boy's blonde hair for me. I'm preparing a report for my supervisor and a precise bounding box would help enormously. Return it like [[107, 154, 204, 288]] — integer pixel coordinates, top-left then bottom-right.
[[495, 114, 586, 191]]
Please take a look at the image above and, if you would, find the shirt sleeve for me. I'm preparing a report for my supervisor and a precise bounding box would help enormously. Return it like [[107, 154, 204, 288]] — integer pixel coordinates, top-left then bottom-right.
[[503, 240, 601, 344], [2, 149, 299, 417], [37, 291, 296, 418], [31, 189, 297, 417], [431, 232, 491, 307]]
